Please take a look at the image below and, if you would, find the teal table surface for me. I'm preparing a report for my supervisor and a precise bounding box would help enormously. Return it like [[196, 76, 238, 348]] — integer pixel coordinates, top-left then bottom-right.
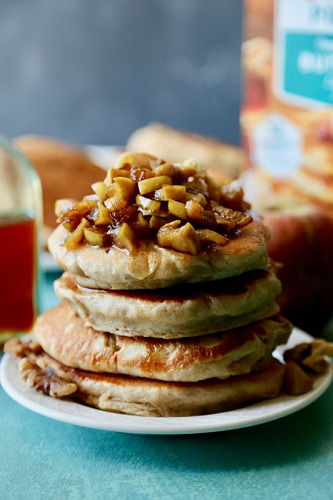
[[1, 271, 333, 500]]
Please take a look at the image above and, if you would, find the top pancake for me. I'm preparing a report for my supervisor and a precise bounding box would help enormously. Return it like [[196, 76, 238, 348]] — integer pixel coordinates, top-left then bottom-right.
[[48, 152, 269, 289], [49, 218, 269, 290]]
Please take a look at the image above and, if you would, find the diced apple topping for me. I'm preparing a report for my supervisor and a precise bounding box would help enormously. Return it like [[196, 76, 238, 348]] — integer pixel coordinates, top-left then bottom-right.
[[185, 200, 204, 221], [196, 229, 228, 247], [185, 192, 207, 206], [160, 220, 181, 229], [104, 194, 127, 213], [91, 181, 107, 201], [94, 202, 112, 225], [149, 215, 172, 230], [54, 198, 77, 218], [83, 227, 110, 247], [105, 167, 131, 184], [136, 195, 161, 212], [155, 184, 186, 202], [63, 218, 90, 248], [157, 222, 200, 255], [113, 222, 137, 252], [114, 177, 137, 200], [58, 152, 253, 254], [138, 175, 172, 195], [168, 200, 187, 220]]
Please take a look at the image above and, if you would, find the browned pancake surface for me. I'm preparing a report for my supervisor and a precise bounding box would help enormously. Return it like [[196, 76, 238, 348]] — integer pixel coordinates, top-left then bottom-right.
[[33, 303, 291, 382], [14, 347, 286, 417]]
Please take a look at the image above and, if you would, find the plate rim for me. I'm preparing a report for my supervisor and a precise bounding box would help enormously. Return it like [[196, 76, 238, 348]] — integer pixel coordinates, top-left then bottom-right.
[[1, 328, 332, 435]]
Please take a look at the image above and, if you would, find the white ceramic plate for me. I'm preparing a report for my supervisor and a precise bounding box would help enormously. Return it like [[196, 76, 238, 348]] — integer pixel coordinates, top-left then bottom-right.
[[1, 328, 332, 435]]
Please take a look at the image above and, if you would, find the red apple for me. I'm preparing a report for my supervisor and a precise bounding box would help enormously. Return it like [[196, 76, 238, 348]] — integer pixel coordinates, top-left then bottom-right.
[[263, 205, 333, 334]]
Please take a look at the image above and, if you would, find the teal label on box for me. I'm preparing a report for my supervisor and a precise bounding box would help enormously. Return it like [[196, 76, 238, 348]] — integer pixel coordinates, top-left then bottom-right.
[[284, 33, 333, 105]]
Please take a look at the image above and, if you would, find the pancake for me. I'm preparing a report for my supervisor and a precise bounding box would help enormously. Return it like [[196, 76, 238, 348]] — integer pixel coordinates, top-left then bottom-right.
[[32, 303, 291, 382], [54, 268, 281, 338], [13, 347, 286, 417], [48, 218, 269, 290], [48, 151, 269, 289]]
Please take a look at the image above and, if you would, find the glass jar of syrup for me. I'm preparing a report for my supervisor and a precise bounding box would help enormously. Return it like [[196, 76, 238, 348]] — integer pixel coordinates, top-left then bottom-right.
[[0, 136, 42, 347]]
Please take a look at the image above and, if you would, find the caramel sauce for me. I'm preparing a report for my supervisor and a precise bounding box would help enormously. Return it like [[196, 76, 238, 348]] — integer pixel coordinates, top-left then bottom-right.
[[0, 213, 36, 331]]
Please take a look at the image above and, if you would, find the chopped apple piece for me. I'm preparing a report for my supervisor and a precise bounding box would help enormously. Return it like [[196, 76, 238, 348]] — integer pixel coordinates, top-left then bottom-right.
[[94, 202, 112, 225], [104, 195, 127, 212], [160, 219, 181, 229], [105, 183, 117, 199], [185, 192, 207, 206], [114, 177, 137, 200], [214, 206, 252, 231], [157, 222, 200, 254], [136, 194, 161, 211], [105, 167, 131, 184], [149, 215, 172, 229], [83, 227, 109, 246], [133, 213, 150, 237], [154, 163, 184, 181], [185, 200, 204, 221], [197, 229, 228, 246], [138, 175, 172, 195], [168, 200, 187, 220], [91, 181, 107, 201], [55, 198, 77, 218], [64, 218, 90, 249], [137, 213, 149, 228], [155, 185, 186, 201], [113, 222, 136, 251]]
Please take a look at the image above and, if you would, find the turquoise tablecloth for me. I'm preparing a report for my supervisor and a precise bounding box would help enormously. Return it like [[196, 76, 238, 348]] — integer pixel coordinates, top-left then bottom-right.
[[1, 271, 333, 500]]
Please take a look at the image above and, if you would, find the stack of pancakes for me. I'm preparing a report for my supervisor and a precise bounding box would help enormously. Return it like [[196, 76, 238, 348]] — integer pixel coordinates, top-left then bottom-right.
[[6, 153, 292, 417]]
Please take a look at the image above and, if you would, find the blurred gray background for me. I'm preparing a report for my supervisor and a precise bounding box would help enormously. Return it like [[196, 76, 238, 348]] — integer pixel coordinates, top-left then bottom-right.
[[0, 0, 243, 147]]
